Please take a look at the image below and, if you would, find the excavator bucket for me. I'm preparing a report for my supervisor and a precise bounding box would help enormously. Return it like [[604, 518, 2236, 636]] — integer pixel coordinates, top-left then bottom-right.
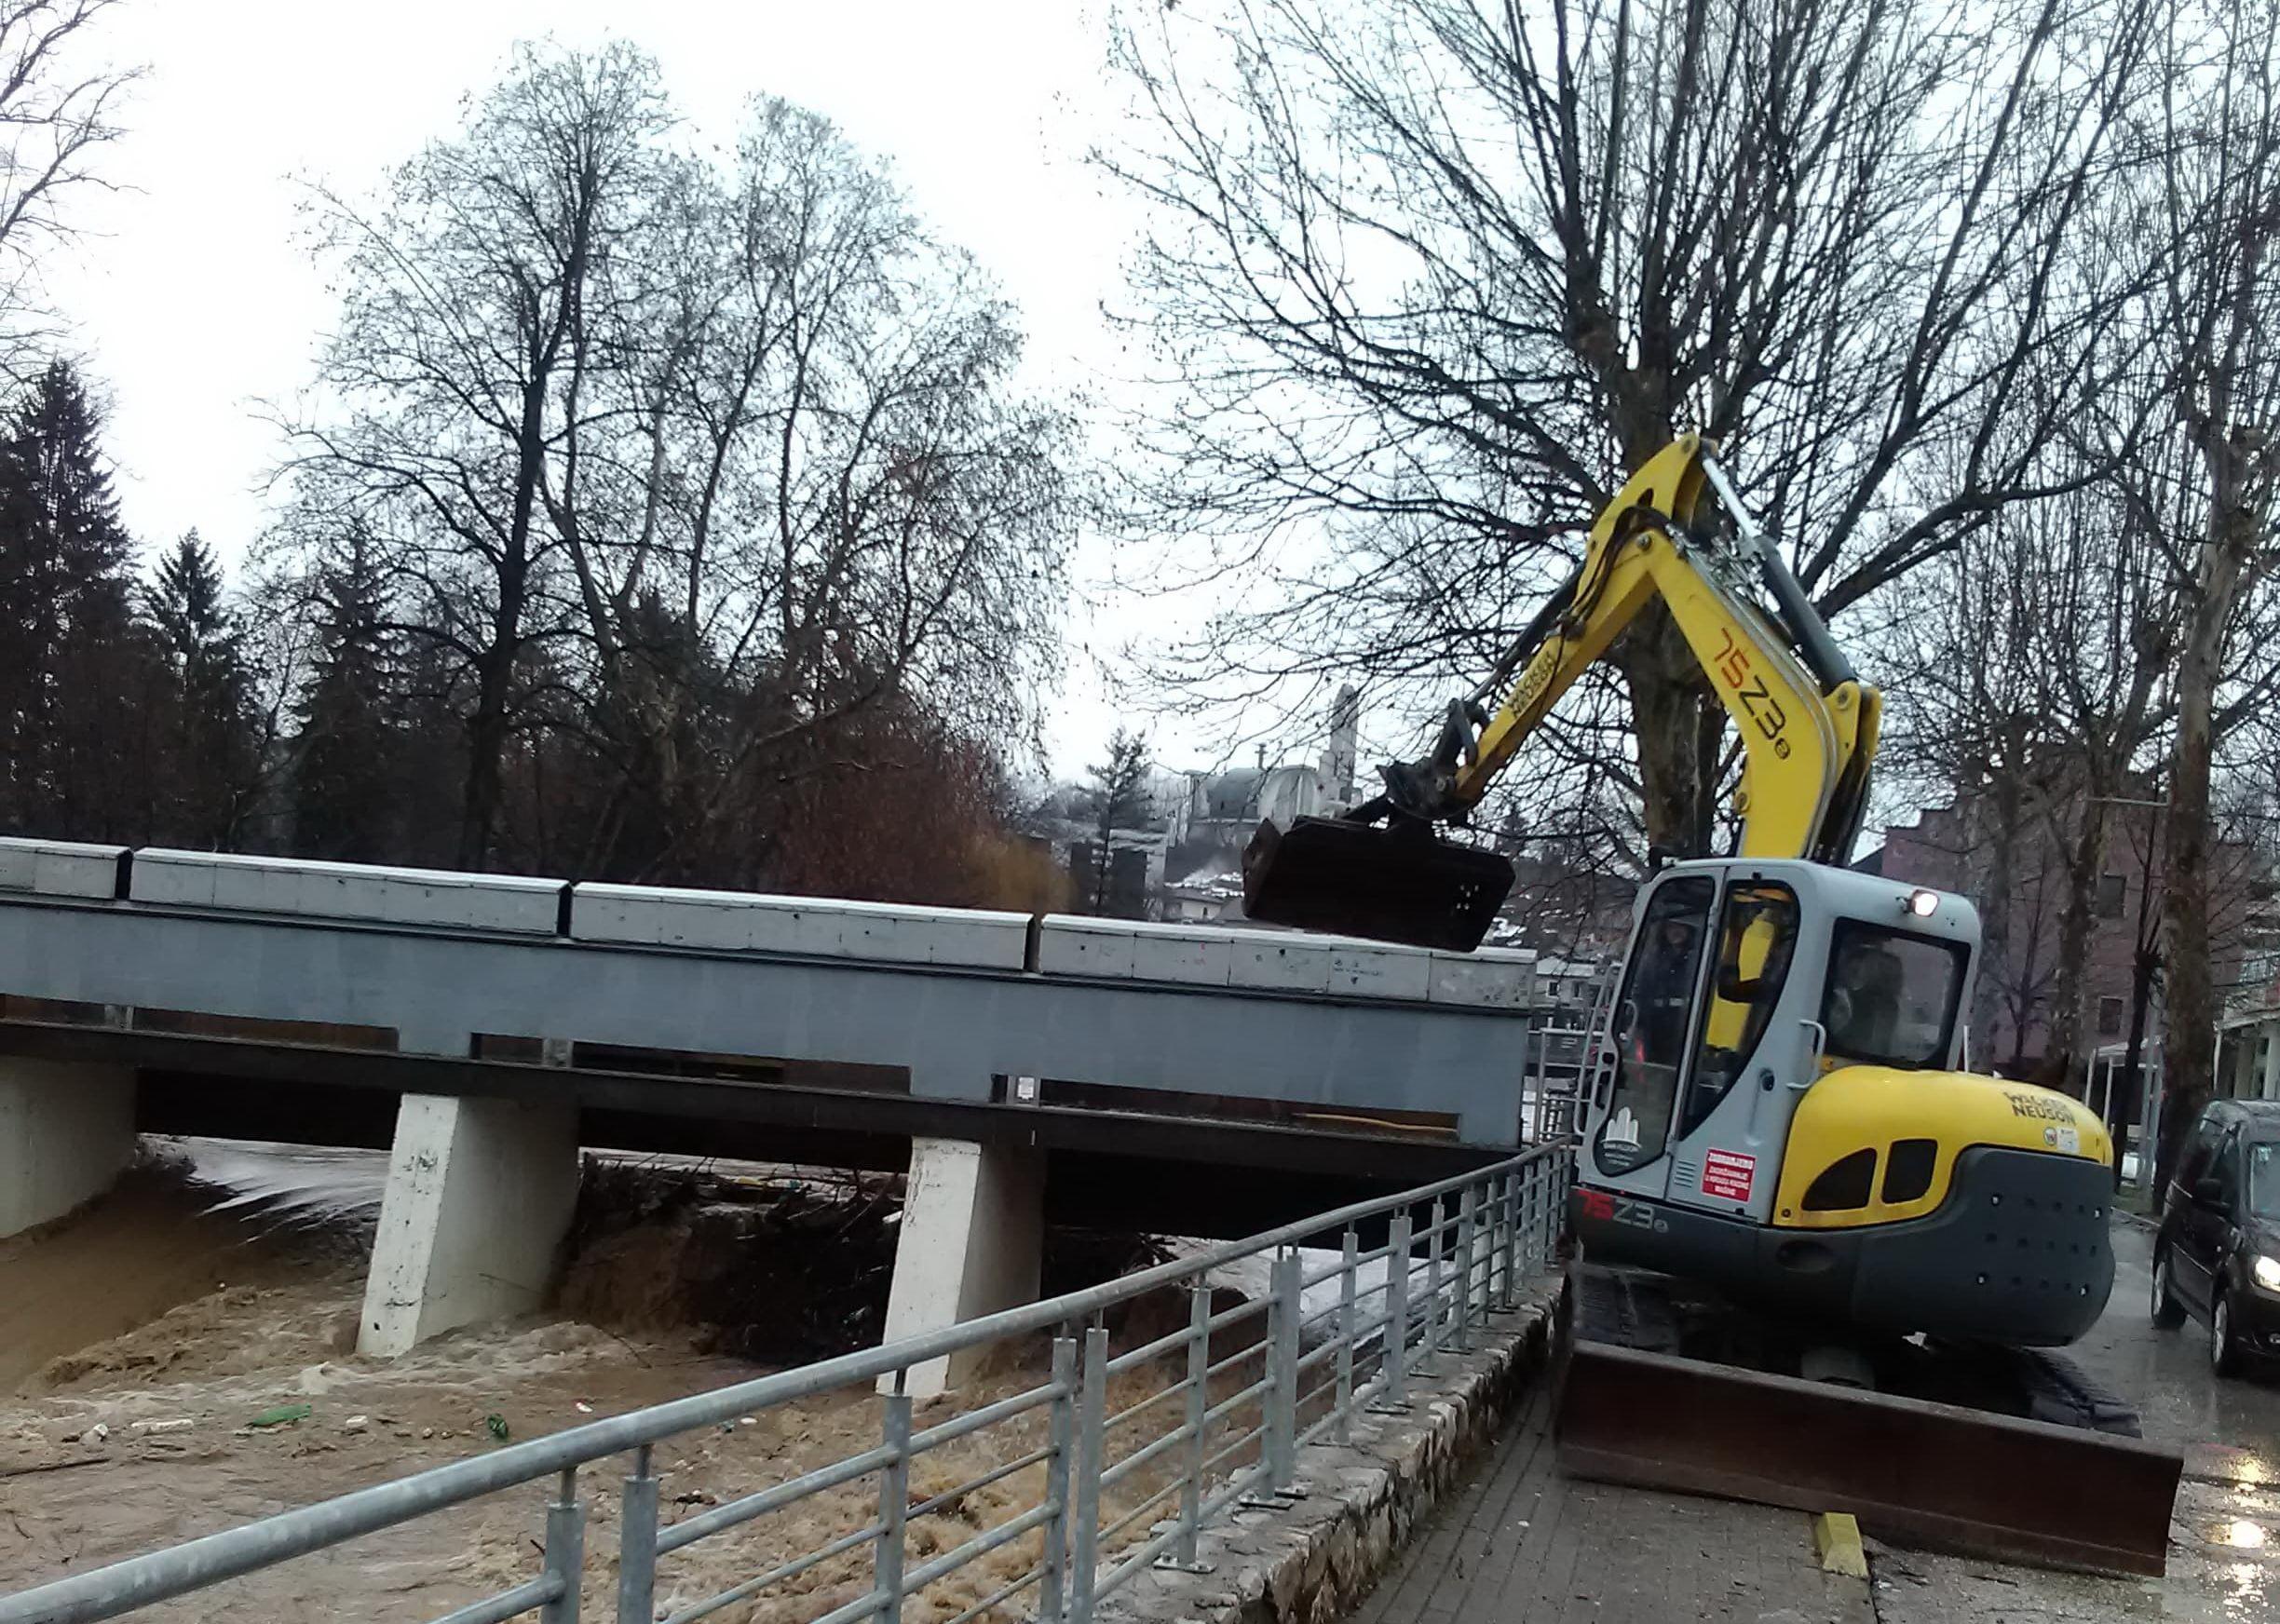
[[1241, 817, 1514, 952]]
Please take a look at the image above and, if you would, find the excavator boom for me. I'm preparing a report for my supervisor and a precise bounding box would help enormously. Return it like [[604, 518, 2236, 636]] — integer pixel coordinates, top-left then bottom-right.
[[1243, 438, 1880, 947]]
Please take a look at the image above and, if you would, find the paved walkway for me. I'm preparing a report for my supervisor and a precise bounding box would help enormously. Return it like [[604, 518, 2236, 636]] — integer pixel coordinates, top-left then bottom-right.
[[1347, 1390, 1871, 1624]]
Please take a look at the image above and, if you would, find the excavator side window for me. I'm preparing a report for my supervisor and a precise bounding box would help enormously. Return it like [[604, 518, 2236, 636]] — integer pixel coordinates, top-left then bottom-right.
[[1821, 921, 1967, 1069], [1596, 874, 1717, 1176], [1680, 882, 1800, 1137]]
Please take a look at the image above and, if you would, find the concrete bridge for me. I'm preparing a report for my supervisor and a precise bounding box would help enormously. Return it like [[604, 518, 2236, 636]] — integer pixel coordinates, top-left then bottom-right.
[[0, 838, 1547, 1393]]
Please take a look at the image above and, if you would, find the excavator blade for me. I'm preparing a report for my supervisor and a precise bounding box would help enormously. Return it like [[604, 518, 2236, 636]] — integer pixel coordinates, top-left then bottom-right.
[[1557, 1339, 2183, 1579], [1241, 817, 1514, 952]]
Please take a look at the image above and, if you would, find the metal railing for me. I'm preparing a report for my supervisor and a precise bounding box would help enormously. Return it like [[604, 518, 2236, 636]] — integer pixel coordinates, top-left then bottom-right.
[[0, 1144, 1571, 1624], [1522, 1003, 1608, 1146]]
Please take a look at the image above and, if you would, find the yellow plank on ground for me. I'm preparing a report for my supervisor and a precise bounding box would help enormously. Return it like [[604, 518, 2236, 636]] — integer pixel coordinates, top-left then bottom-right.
[[1812, 1510, 1869, 1578]]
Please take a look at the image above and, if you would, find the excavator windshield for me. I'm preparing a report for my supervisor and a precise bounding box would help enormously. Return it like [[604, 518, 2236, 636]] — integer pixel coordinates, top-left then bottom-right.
[[1819, 921, 1966, 1069], [1684, 883, 1800, 1135], [1595, 875, 1716, 1177]]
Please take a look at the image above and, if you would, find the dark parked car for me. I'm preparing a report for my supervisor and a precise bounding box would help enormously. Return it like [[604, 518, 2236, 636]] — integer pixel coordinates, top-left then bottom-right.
[[2151, 1098, 2280, 1375]]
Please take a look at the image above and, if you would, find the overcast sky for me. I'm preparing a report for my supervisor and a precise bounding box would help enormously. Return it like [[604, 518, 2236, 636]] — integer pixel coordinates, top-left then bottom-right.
[[44, 0, 1233, 778]]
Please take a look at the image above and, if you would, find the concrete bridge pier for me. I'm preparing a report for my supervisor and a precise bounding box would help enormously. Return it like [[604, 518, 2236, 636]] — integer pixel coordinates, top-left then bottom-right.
[[359, 1093, 580, 1358], [0, 1058, 135, 1237], [879, 1137, 1045, 1398]]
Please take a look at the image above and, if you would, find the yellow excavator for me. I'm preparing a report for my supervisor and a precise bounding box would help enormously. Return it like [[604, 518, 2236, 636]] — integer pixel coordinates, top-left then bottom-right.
[[1247, 433, 2116, 1345], [1245, 437, 2180, 1576]]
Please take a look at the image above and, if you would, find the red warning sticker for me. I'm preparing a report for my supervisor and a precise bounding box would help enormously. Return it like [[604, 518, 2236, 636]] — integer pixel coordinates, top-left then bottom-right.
[[1702, 1149, 1757, 1202]]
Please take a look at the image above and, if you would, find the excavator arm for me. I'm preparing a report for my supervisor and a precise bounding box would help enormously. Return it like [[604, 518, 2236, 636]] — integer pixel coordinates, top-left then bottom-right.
[[1243, 436, 1882, 949]]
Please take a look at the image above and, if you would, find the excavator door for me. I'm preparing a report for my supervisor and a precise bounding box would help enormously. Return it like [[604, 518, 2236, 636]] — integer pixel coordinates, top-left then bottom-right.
[[1583, 863, 1815, 1226]]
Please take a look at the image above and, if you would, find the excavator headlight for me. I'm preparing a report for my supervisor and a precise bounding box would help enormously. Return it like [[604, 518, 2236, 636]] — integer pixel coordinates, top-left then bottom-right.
[[1906, 889, 1939, 918]]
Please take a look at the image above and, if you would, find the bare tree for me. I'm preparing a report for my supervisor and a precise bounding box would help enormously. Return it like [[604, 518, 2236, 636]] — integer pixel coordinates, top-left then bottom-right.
[[277, 42, 673, 867], [548, 101, 1075, 885], [272, 46, 1076, 889], [2141, 0, 2280, 1184], [1903, 463, 2182, 1086], [1103, 0, 2157, 856], [0, 1, 134, 363], [1884, 499, 2068, 1062]]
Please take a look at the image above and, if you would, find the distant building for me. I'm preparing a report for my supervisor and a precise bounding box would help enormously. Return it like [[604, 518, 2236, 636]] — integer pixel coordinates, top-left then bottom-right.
[[1167, 759, 1332, 855], [1532, 954, 1610, 1012], [1160, 863, 1244, 924], [1871, 775, 2272, 1083], [1158, 686, 1364, 919]]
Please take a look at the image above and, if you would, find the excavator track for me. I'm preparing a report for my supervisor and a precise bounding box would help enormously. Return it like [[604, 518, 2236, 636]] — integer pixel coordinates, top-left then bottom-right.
[[1556, 1264, 2181, 1577]]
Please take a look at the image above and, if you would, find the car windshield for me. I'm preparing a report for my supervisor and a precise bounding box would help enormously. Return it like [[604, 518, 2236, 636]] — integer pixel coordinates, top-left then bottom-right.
[[2252, 1142, 2280, 1221]]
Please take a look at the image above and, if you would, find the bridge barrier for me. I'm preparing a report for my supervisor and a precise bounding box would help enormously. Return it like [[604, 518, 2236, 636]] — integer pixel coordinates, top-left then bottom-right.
[[572, 882, 1034, 968], [0, 837, 126, 901], [0, 1144, 1575, 1624], [0, 838, 1541, 1010], [129, 848, 568, 935]]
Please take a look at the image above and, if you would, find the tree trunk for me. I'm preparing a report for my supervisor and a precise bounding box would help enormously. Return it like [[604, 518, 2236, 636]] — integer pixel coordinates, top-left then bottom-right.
[[2157, 479, 2249, 1195], [457, 358, 554, 870], [2158, 689, 2214, 1193], [2041, 803, 2111, 1095], [1617, 608, 1713, 856], [2116, 937, 2157, 1191], [1972, 778, 2020, 1066], [458, 530, 531, 871], [457, 640, 515, 872]]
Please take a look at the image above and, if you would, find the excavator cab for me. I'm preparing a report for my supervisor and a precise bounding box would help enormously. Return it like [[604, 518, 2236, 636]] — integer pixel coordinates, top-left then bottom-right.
[[1587, 861, 1965, 1198]]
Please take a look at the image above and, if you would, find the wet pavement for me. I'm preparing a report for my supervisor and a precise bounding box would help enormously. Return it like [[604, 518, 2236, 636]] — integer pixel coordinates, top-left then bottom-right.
[[1873, 1217, 2280, 1622], [1344, 1213, 2280, 1623], [1350, 1387, 1872, 1624]]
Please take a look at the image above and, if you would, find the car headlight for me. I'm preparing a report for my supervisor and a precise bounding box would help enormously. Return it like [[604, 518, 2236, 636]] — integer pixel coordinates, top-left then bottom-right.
[[2254, 1254, 2280, 1292]]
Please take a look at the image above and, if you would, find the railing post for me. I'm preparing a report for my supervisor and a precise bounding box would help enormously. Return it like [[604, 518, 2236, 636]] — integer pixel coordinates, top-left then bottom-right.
[[1484, 1169, 1506, 1311], [1068, 1325, 1110, 1624], [1040, 1335, 1078, 1622], [1159, 1277, 1214, 1573], [1420, 1196, 1445, 1373], [615, 1446, 658, 1624], [1522, 1159, 1540, 1275], [1336, 1227, 1358, 1442], [1531, 1157, 1553, 1270], [1375, 1210, 1412, 1412], [1268, 1248, 1301, 1491], [875, 1378, 913, 1624], [1498, 1168, 1521, 1310], [1454, 1184, 1478, 1351], [539, 1468, 585, 1624]]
